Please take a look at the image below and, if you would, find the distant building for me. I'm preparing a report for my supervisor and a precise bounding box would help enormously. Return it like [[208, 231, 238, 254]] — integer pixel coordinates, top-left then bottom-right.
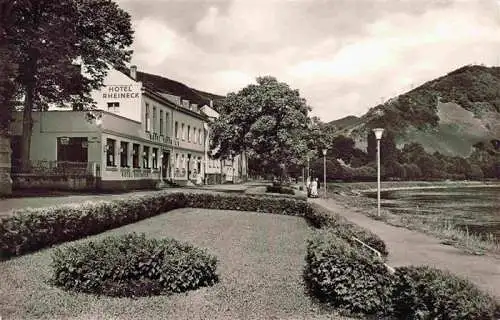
[[9, 66, 247, 190]]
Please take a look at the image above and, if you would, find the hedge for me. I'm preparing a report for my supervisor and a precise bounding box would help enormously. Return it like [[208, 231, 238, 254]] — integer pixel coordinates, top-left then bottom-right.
[[0, 191, 384, 261], [51, 233, 218, 297], [266, 185, 296, 195], [303, 230, 393, 316], [392, 266, 499, 319], [305, 203, 388, 257], [304, 233, 500, 319]]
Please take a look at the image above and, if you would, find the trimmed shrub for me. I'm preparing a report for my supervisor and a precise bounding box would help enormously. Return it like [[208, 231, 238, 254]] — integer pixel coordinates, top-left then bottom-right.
[[305, 203, 388, 257], [185, 192, 308, 215], [392, 266, 499, 319], [266, 185, 296, 195], [303, 230, 393, 316], [51, 233, 218, 297]]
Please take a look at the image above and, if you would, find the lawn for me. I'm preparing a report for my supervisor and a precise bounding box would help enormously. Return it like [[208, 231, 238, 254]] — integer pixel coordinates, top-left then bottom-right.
[[0, 208, 354, 320]]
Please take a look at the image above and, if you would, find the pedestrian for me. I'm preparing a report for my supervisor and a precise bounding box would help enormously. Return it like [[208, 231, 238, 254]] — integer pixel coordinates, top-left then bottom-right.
[[310, 178, 319, 198]]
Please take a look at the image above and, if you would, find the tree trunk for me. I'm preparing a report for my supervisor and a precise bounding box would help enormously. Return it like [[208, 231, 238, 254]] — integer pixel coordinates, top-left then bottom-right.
[[0, 133, 12, 196], [20, 83, 34, 172]]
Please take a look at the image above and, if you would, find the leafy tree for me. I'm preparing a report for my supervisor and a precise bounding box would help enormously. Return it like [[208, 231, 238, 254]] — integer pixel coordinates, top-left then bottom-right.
[[350, 148, 370, 167], [6, 0, 133, 168], [415, 154, 440, 179], [310, 157, 344, 181], [401, 142, 426, 164], [367, 128, 398, 164], [330, 135, 355, 162], [0, 0, 18, 134], [210, 76, 312, 179]]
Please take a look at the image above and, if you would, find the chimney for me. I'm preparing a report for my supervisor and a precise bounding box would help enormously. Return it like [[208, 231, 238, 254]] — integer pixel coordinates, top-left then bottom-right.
[[210, 100, 213, 108], [130, 65, 137, 80]]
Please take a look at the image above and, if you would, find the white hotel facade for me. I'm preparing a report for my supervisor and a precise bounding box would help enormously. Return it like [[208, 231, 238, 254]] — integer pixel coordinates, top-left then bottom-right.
[[9, 66, 247, 190]]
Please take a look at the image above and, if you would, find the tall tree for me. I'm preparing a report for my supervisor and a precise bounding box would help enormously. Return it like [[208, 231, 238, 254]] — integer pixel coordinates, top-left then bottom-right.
[[6, 0, 133, 168], [0, 0, 18, 133], [210, 76, 313, 179]]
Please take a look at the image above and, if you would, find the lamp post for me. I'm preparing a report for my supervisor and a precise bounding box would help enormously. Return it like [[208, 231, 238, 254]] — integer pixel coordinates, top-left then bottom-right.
[[159, 153, 163, 186], [373, 128, 384, 217], [322, 149, 327, 197], [306, 155, 310, 181]]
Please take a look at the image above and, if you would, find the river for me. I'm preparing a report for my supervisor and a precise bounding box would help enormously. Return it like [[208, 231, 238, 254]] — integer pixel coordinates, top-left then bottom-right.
[[367, 186, 500, 240]]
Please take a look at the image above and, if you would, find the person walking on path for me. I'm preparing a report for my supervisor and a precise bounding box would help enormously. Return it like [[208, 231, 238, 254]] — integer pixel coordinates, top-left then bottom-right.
[[310, 178, 319, 198]]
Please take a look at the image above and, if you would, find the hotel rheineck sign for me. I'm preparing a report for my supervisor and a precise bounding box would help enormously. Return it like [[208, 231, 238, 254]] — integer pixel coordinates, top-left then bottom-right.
[[102, 85, 140, 99]]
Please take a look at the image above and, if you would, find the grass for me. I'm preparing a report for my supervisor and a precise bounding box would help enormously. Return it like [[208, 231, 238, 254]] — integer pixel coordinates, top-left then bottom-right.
[[326, 190, 500, 257], [0, 208, 356, 320]]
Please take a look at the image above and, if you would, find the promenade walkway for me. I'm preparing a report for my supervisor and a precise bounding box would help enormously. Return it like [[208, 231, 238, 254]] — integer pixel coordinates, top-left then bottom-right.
[[311, 197, 500, 299]]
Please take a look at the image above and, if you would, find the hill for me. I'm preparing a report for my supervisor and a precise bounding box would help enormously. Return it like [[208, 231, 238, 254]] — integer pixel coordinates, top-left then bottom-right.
[[328, 115, 361, 130], [333, 65, 500, 157]]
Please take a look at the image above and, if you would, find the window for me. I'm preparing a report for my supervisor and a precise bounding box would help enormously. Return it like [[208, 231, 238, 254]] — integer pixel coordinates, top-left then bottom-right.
[[143, 146, 150, 168], [120, 141, 129, 167], [175, 153, 179, 169], [159, 110, 163, 135], [107, 102, 119, 112], [175, 121, 179, 139], [199, 129, 203, 144], [106, 138, 116, 167], [165, 113, 169, 136], [57, 137, 88, 162], [145, 103, 150, 132], [132, 144, 140, 168], [187, 125, 191, 142], [152, 148, 158, 169], [152, 106, 157, 132], [181, 123, 185, 140], [181, 154, 185, 168]]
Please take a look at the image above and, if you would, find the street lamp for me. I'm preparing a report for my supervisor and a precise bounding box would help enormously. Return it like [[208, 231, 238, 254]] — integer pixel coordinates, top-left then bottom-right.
[[159, 153, 164, 186], [322, 149, 327, 197], [373, 128, 384, 217]]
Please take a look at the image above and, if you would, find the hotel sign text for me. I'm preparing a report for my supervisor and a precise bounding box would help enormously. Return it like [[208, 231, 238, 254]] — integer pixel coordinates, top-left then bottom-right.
[[102, 85, 141, 99]]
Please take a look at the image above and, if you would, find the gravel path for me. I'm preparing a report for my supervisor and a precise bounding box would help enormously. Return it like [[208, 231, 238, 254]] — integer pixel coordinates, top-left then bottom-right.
[[311, 197, 500, 300]]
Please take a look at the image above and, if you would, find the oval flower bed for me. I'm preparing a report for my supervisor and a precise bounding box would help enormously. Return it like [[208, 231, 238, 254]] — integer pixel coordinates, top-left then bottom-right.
[[50, 233, 219, 298]]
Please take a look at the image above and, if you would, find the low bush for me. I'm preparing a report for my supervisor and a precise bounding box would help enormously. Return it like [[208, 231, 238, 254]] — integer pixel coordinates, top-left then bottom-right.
[[51, 233, 218, 297], [305, 203, 388, 257], [303, 230, 393, 316], [392, 266, 500, 319], [266, 185, 296, 195]]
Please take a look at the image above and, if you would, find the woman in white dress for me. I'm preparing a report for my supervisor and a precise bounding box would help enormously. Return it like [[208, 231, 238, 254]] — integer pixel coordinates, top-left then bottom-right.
[[306, 176, 311, 197], [310, 178, 319, 198]]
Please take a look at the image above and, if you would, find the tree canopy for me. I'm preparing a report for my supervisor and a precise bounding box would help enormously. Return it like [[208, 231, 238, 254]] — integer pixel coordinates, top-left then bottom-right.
[[210, 76, 313, 177], [5, 0, 133, 164]]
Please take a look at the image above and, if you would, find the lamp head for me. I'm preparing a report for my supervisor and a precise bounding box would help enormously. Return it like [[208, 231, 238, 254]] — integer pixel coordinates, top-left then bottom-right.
[[322, 149, 327, 156], [373, 128, 384, 140]]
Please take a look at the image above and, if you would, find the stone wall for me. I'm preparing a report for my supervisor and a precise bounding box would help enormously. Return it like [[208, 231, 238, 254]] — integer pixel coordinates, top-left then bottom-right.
[[12, 174, 97, 191], [0, 135, 12, 196]]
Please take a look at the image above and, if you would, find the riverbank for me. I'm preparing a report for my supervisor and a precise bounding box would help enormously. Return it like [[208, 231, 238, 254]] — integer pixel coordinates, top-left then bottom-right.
[[325, 181, 500, 257], [327, 180, 500, 195]]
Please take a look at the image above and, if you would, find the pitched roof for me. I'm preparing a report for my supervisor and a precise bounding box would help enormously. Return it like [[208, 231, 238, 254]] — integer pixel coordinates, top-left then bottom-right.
[[135, 71, 223, 109]]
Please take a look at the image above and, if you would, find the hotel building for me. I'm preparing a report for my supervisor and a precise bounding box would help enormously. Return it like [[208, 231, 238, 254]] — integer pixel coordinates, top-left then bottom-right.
[[9, 66, 247, 190]]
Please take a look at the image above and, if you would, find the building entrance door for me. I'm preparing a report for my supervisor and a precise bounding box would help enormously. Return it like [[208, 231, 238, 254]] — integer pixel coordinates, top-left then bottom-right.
[[162, 151, 169, 180]]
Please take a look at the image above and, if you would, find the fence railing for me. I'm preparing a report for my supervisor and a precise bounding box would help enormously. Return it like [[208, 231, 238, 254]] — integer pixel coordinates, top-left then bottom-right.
[[11, 160, 98, 177]]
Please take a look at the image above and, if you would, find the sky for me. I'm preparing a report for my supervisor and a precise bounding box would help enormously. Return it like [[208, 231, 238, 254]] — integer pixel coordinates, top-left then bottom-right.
[[116, 0, 500, 123]]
